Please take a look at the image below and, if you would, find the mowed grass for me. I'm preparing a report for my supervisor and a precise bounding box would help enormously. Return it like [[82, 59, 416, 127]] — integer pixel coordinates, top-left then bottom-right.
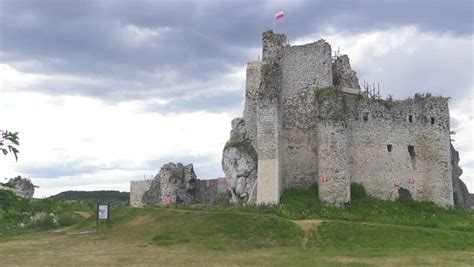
[[1, 206, 474, 266]]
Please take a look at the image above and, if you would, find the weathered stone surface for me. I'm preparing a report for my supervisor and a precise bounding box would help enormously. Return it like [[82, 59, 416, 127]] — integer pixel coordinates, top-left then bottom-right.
[[1, 176, 35, 198], [222, 118, 258, 203], [142, 163, 198, 205], [332, 55, 361, 91], [226, 30, 459, 208], [130, 180, 153, 207], [451, 144, 471, 208]]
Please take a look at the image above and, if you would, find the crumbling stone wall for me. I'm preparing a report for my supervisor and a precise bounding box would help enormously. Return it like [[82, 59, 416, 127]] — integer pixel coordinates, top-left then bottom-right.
[[279, 39, 332, 189], [316, 95, 453, 207], [317, 121, 350, 205], [130, 164, 229, 207], [222, 30, 462, 208], [142, 163, 198, 205], [130, 180, 153, 208], [332, 55, 361, 93]]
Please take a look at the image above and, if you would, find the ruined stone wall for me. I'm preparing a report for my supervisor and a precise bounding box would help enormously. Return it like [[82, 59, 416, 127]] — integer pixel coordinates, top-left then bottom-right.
[[131, 178, 228, 207], [280, 40, 333, 189], [317, 121, 350, 205], [231, 30, 457, 207], [316, 95, 453, 207], [130, 180, 153, 208], [256, 61, 283, 204], [243, 61, 262, 150]]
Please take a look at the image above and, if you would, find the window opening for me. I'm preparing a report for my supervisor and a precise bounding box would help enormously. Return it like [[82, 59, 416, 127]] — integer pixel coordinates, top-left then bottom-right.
[[431, 117, 435, 125], [387, 144, 392, 152], [408, 145, 415, 158], [408, 115, 413, 123], [363, 112, 369, 121]]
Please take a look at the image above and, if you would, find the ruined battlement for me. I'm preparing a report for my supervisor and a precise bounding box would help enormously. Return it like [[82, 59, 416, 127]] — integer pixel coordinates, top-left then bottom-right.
[[222, 30, 456, 208], [316, 93, 450, 126]]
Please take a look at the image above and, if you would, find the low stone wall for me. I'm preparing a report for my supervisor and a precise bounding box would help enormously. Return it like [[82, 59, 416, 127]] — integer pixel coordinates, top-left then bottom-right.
[[130, 180, 153, 208], [130, 177, 228, 207]]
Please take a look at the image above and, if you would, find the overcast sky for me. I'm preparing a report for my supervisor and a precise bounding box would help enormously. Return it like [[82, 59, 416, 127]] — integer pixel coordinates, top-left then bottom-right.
[[0, 0, 472, 197]]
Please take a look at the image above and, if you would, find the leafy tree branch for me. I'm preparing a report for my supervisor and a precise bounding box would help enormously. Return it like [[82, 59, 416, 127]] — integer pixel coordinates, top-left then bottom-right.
[[0, 130, 20, 161]]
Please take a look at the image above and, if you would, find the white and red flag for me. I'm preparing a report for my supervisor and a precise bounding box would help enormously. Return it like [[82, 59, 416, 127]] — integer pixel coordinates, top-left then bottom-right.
[[275, 11, 285, 20], [273, 11, 285, 32]]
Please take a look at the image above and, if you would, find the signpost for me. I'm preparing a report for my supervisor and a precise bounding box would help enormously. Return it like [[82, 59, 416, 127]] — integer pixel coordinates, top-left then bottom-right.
[[96, 203, 110, 230]]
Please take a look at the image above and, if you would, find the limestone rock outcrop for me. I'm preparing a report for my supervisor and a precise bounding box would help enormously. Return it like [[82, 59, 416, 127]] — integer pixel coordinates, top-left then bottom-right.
[[222, 118, 258, 204], [142, 163, 198, 205], [451, 144, 472, 208], [1, 176, 35, 199], [332, 55, 361, 91]]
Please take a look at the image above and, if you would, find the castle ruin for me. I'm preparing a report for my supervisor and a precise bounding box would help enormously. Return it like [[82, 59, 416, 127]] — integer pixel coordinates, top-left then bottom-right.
[[222, 30, 456, 208], [131, 30, 470, 209]]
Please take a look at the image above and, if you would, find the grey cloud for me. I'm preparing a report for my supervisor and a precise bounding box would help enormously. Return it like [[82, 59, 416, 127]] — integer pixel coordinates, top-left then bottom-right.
[[17, 160, 107, 178], [17, 159, 146, 179], [143, 90, 244, 114], [0, 0, 472, 112], [17, 152, 223, 179]]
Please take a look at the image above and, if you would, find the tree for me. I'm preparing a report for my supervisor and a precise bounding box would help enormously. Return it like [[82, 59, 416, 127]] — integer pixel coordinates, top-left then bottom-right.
[[0, 130, 19, 161]]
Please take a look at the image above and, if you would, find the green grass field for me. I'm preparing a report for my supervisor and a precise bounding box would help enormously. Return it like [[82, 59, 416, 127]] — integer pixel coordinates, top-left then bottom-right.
[[1, 185, 473, 266]]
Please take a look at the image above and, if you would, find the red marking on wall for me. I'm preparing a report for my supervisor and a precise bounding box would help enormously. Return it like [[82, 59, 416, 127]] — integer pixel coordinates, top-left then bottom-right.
[[209, 181, 216, 188], [164, 198, 172, 205], [218, 178, 227, 185], [394, 181, 400, 187], [321, 176, 329, 183], [408, 178, 415, 185]]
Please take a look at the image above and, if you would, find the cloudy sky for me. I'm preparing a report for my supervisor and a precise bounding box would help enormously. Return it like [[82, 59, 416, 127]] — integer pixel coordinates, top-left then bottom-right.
[[0, 0, 472, 197]]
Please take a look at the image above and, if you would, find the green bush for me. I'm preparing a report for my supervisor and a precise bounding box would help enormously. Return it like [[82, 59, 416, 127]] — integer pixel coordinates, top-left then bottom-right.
[[0, 189, 92, 236], [31, 214, 58, 230]]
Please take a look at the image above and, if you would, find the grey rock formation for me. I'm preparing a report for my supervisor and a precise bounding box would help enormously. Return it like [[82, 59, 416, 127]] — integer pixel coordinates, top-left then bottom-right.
[[142, 163, 198, 205], [451, 144, 471, 208], [1, 176, 35, 198], [222, 118, 258, 203], [332, 55, 361, 91]]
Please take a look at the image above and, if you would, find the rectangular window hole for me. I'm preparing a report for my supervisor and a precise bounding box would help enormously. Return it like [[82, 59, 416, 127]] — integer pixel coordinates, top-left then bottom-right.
[[431, 117, 435, 124], [387, 144, 392, 152], [363, 112, 369, 121], [408, 115, 413, 123], [408, 145, 415, 157]]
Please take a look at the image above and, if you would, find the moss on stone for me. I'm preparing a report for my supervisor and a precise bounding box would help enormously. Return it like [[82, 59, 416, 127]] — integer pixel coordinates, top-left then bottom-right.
[[314, 86, 344, 97]]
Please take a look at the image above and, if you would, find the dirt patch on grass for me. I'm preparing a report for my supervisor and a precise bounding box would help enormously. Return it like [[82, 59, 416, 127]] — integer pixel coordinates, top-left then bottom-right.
[[293, 219, 322, 232], [75, 211, 93, 218], [293, 219, 323, 248]]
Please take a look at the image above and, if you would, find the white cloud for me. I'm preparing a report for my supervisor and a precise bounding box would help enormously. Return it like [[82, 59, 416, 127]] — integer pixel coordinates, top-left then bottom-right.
[[120, 24, 173, 46], [0, 87, 234, 197]]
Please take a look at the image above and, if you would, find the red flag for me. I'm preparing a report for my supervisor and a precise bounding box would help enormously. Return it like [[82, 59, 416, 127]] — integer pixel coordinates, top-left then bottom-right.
[[275, 11, 285, 20]]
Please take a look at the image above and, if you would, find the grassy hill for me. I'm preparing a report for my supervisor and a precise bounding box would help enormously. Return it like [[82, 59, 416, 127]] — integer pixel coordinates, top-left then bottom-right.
[[1, 184, 473, 266], [49, 190, 129, 206]]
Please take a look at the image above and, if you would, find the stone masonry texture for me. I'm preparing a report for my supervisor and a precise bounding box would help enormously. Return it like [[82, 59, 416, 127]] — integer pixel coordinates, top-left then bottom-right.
[[220, 30, 464, 208], [130, 163, 228, 207]]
